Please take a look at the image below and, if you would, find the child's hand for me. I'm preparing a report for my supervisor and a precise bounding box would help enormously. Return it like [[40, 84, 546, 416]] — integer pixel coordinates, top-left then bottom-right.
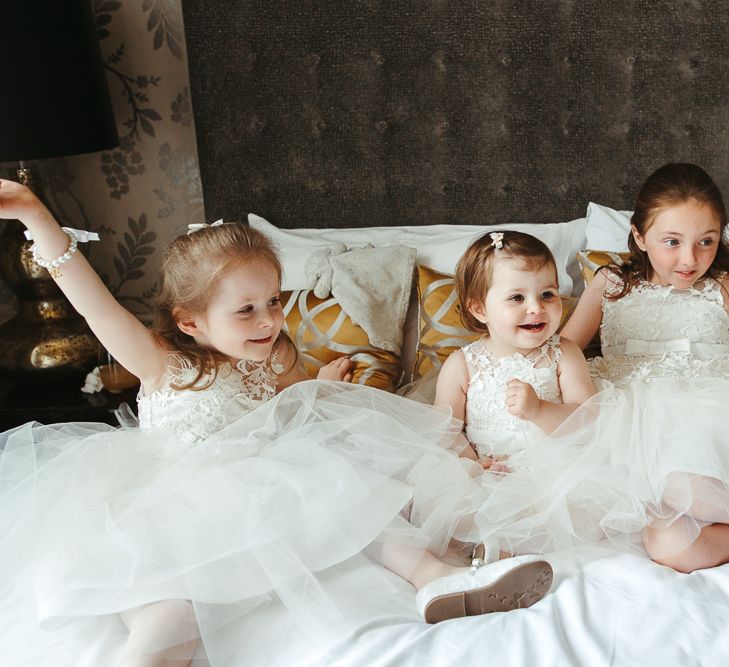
[[0, 179, 51, 224], [505, 378, 541, 421], [479, 455, 510, 473], [316, 357, 353, 382]]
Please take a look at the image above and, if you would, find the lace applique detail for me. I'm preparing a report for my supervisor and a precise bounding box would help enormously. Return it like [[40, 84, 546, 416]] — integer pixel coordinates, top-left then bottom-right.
[[138, 352, 282, 447], [464, 336, 563, 458], [235, 354, 284, 401], [592, 275, 729, 385]]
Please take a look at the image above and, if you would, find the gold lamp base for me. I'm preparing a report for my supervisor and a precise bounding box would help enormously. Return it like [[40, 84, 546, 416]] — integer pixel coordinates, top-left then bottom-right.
[[0, 169, 98, 385]]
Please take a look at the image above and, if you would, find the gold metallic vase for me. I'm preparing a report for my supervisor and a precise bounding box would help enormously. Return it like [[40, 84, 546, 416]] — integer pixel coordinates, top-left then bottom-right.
[[0, 172, 98, 384]]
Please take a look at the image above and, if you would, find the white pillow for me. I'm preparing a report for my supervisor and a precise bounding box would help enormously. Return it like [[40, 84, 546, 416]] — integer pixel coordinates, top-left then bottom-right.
[[249, 214, 587, 296], [584, 202, 633, 251]]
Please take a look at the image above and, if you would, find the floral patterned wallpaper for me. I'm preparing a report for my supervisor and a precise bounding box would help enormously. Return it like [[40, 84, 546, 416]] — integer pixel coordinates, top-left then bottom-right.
[[0, 0, 203, 324]]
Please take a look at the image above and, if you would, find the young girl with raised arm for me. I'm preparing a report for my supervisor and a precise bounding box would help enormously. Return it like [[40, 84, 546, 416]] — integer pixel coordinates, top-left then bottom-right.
[[559, 162, 729, 573], [0, 180, 553, 667]]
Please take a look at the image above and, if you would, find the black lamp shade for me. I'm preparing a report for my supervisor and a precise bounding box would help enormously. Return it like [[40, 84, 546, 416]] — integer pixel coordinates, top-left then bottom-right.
[[0, 0, 119, 162]]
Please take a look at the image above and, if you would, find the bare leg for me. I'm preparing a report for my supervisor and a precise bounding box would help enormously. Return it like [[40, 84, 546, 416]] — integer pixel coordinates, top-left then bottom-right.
[[377, 541, 464, 590], [117, 600, 200, 667], [376, 539, 511, 590], [643, 519, 729, 573]]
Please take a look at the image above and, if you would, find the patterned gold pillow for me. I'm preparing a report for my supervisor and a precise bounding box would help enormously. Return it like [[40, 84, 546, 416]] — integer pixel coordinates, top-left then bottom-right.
[[281, 290, 402, 392], [576, 249, 631, 285], [414, 265, 578, 380]]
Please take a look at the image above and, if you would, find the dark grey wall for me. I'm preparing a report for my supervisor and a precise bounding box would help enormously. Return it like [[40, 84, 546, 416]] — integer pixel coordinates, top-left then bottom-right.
[[183, 0, 729, 228]]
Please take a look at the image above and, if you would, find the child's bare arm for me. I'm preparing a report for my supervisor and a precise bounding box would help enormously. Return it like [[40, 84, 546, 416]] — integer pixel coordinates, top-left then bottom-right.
[[434, 350, 469, 422], [276, 342, 352, 391], [434, 351, 476, 458], [560, 270, 608, 350], [0, 179, 166, 387]]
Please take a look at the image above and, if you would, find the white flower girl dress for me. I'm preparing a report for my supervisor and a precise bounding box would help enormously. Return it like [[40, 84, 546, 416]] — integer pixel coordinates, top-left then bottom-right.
[[0, 354, 488, 665]]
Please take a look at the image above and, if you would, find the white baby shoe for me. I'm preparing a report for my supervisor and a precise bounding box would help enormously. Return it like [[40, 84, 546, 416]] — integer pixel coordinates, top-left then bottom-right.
[[416, 551, 553, 624]]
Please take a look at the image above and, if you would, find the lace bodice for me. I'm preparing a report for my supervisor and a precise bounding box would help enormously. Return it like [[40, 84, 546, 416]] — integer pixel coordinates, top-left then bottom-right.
[[137, 353, 283, 447], [463, 336, 562, 458], [590, 275, 729, 385]]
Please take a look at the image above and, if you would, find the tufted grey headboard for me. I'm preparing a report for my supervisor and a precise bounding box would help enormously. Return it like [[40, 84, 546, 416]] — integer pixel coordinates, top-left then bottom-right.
[[182, 1, 729, 229]]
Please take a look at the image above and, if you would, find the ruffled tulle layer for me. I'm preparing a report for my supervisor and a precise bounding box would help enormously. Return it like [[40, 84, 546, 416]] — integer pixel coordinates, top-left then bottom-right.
[[0, 380, 491, 666], [469, 376, 729, 557]]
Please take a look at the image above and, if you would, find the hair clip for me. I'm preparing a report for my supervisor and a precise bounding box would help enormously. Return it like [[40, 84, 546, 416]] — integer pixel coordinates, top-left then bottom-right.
[[489, 232, 504, 250], [187, 219, 224, 235]]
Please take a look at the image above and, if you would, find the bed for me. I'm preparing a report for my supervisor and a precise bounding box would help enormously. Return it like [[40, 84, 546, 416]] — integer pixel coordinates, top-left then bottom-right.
[[179, 2, 729, 665]]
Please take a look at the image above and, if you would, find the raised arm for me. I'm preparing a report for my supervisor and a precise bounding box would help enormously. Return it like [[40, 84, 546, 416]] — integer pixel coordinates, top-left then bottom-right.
[[559, 270, 608, 350], [0, 179, 167, 387]]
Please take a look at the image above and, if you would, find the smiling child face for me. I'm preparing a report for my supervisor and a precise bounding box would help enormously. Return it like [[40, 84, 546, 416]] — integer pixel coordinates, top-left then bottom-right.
[[186, 259, 285, 362], [469, 255, 562, 357]]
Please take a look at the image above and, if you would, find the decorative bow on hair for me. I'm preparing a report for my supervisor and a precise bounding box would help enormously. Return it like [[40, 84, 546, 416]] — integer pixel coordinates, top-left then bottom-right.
[[489, 231, 504, 249], [187, 219, 224, 234]]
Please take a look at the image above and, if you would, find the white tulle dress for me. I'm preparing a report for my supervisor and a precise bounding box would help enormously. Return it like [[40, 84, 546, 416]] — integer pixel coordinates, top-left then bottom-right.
[[0, 353, 491, 666], [471, 273, 729, 557]]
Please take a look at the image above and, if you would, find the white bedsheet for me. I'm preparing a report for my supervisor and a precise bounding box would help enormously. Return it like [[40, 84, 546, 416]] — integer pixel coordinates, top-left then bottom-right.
[[14, 544, 728, 666], [232, 544, 729, 667]]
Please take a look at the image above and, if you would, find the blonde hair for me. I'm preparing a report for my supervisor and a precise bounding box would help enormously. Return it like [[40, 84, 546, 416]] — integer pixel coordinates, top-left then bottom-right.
[[455, 231, 558, 334], [153, 223, 296, 389]]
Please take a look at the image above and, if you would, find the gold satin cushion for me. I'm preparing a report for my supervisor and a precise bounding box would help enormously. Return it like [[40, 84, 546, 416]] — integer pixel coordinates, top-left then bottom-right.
[[281, 289, 402, 392], [576, 249, 631, 284], [414, 265, 578, 380]]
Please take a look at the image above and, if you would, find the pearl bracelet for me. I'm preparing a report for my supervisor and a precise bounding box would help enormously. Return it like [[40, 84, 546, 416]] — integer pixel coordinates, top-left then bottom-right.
[[31, 227, 79, 278]]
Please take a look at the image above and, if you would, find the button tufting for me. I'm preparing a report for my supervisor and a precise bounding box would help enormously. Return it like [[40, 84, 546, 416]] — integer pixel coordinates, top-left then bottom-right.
[[370, 50, 384, 65]]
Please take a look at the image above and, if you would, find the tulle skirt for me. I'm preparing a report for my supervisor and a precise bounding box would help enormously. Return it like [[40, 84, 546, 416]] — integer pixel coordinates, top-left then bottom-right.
[[0, 380, 490, 666], [470, 376, 729, 558]]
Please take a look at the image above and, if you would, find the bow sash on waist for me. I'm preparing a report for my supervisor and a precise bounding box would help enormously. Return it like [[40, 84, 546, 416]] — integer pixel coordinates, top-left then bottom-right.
[[604, 338, 729, 358]]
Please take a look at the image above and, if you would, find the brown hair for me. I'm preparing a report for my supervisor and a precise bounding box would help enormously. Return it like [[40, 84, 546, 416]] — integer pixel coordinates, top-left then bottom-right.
[[153, 223, 296, 389], [455, 230, 558, 334], [611, 163, 729, 298]]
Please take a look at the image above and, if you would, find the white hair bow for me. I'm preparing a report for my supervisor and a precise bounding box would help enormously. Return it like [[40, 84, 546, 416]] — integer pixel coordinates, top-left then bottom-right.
[[187, 219, 224, 235], [489, 232, 504, 249], [24, 227, 100, 242]]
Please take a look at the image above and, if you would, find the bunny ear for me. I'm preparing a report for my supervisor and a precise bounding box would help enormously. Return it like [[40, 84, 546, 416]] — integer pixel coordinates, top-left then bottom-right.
[[304, 248, 335, 298]]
